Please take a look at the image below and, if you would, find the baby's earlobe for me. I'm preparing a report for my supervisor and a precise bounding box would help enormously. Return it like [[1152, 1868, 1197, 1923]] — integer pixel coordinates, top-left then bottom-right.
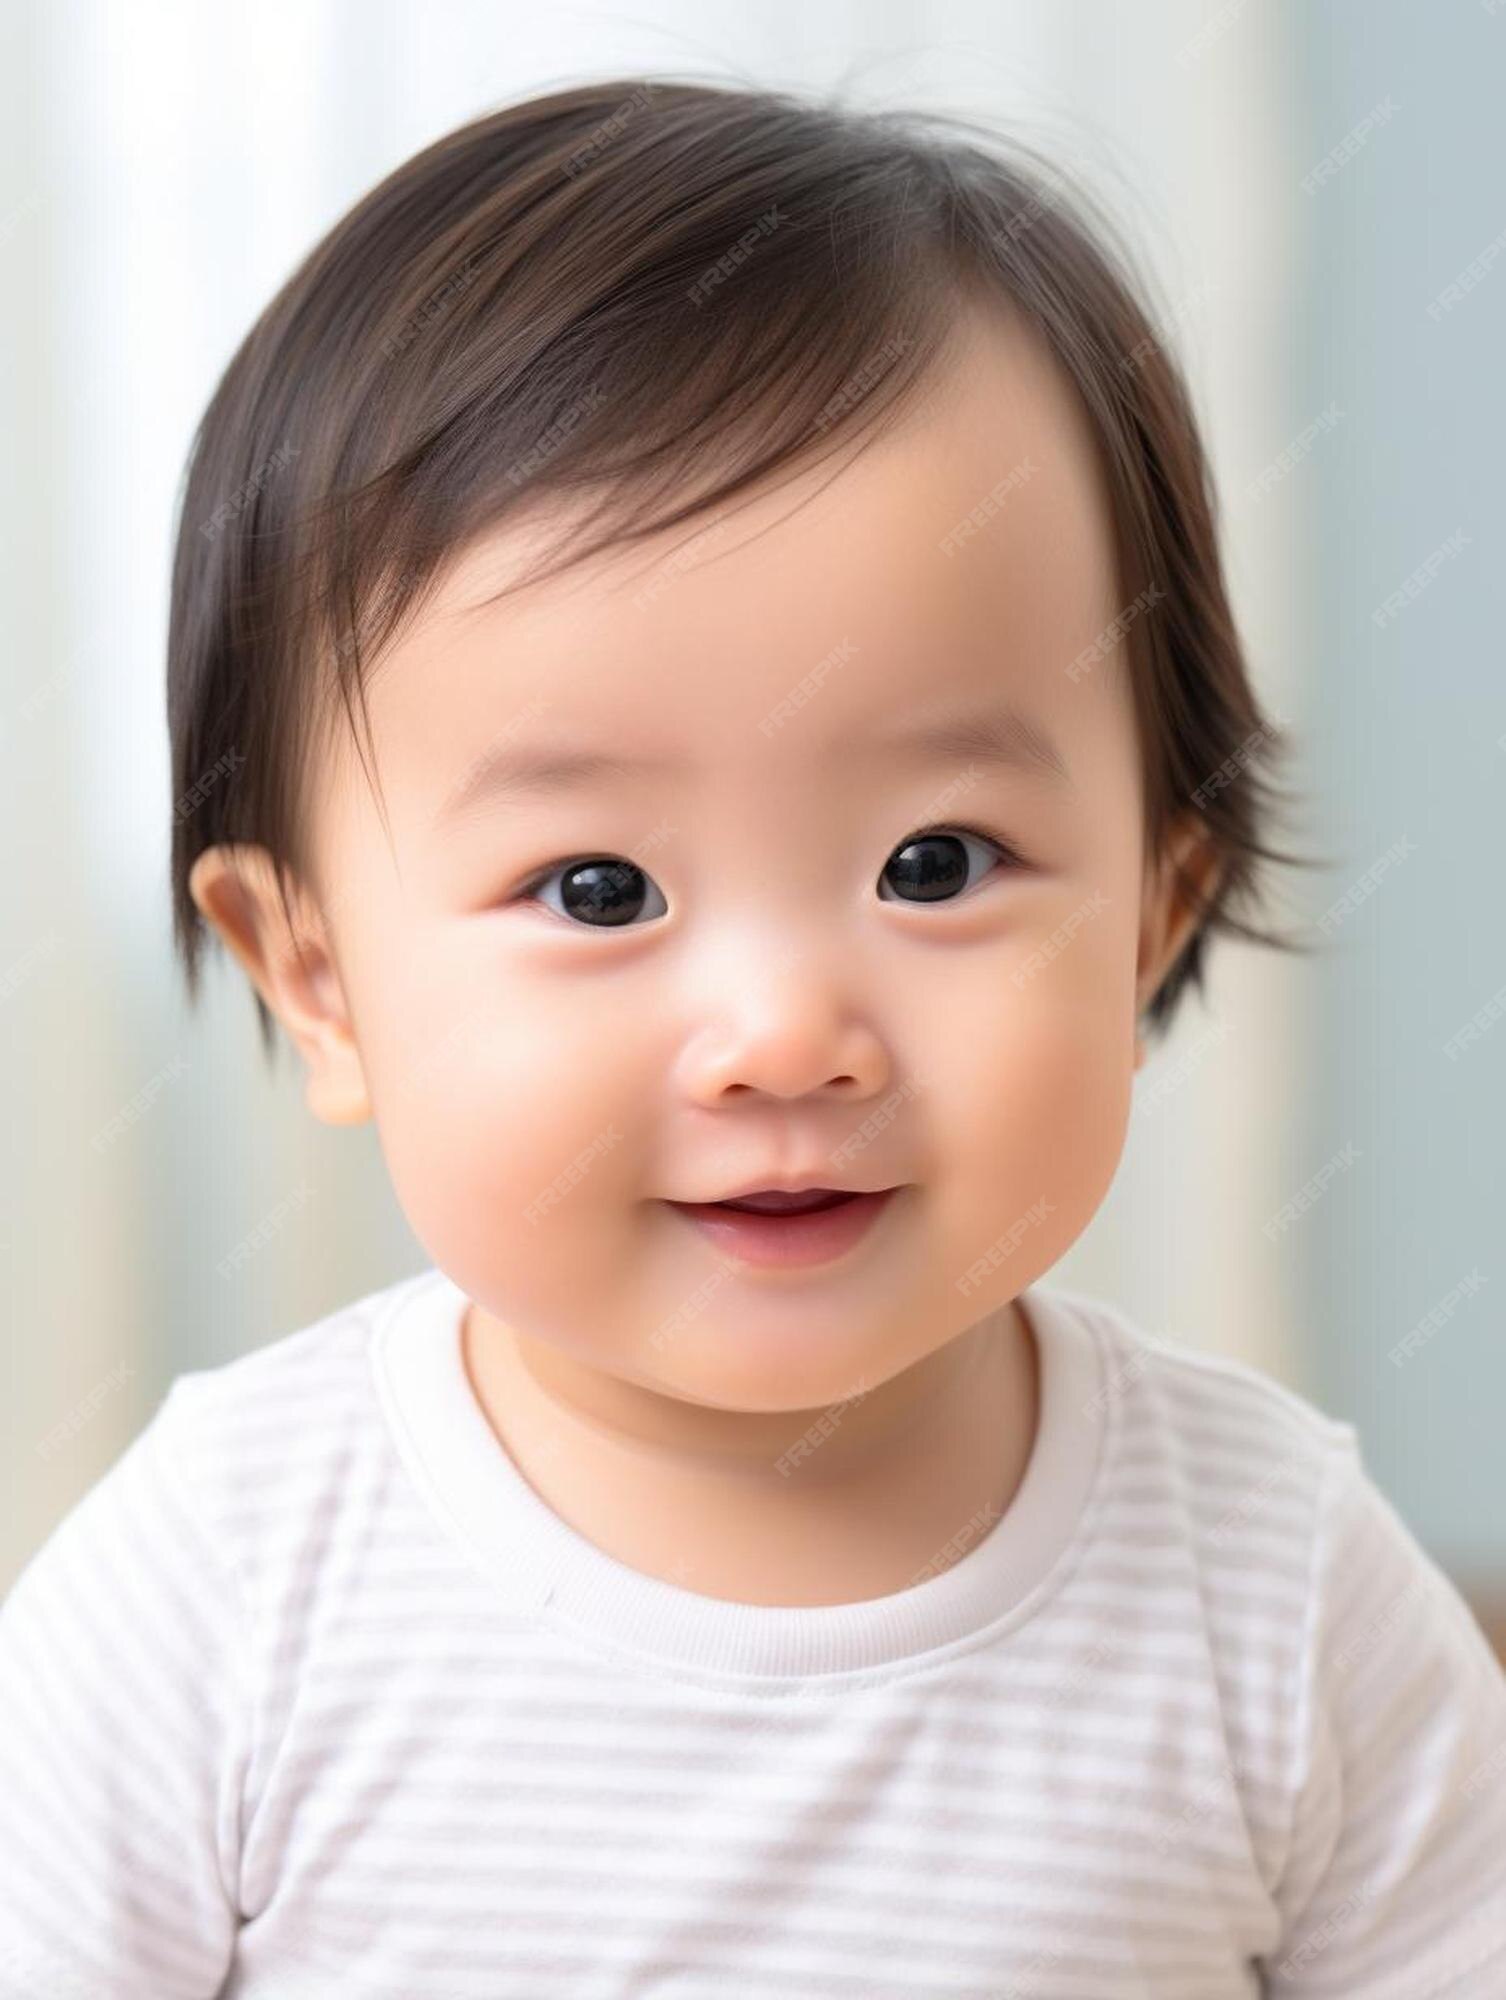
[[305, 1062, 372, 1126]]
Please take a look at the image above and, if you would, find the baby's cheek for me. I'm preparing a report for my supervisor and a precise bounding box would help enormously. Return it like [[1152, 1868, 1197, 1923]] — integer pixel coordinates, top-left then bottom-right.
[[941, 957, 1135, 1284], [366, 986, 645, 1300]]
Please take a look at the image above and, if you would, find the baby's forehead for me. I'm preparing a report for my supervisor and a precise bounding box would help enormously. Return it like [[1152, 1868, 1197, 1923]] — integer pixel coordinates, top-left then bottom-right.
[[415, 309, 1115, 659], [346, 307, 1126, 823]]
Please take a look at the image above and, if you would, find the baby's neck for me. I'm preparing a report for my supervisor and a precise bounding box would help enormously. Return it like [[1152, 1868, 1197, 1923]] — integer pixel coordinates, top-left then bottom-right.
[[461, 1299, 1040, 1608]]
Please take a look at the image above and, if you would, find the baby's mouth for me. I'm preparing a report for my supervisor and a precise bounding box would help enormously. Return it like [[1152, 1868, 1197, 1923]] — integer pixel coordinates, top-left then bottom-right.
[[660, 1187, 904, 1270], [708, 1189, 855, 1215]]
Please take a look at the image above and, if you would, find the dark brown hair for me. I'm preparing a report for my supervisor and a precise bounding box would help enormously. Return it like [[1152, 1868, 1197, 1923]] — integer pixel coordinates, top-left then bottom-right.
[[167, 74, 1319, 1064]]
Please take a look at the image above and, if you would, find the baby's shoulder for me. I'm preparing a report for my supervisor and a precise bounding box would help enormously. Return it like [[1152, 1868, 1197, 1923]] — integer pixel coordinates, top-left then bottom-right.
[[1051, 1284, 1354, 1570], [153, 1266, 432, 1556], [164, 1277, 386, 1433], [1066, 1284, 1351, 1459]]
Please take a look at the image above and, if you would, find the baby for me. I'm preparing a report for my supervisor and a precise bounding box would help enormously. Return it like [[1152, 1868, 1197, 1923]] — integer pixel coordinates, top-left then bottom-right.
[[3, 76, 1504, 2000]]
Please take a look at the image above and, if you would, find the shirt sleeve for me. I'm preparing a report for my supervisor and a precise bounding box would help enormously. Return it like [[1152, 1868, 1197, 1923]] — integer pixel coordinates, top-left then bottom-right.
[[0, 1381, 246, 1998], [1262, 1424, 1506, 1998]]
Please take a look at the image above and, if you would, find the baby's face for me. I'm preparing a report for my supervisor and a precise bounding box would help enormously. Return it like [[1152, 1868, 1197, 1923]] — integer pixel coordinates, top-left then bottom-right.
[[290, 305, 1182, 1412]]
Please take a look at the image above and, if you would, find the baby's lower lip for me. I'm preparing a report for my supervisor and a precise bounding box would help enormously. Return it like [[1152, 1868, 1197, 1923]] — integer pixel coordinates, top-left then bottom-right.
[[663, 1189, 902, 1269]]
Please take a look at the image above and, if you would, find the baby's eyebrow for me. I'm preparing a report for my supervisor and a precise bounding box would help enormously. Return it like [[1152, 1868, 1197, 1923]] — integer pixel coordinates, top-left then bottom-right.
[[435, 699, 1073, 825], [870, 703, 1074, 793]]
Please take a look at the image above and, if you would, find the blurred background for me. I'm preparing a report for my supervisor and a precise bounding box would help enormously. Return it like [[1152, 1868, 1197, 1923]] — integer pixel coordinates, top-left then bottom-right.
[[2, 0, 1502, 1656]]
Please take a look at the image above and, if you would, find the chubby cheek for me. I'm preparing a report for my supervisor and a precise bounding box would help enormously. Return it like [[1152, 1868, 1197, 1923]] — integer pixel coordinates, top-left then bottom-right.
[[357, 948, 651, 1336], [935, 921, 1137, 1299]]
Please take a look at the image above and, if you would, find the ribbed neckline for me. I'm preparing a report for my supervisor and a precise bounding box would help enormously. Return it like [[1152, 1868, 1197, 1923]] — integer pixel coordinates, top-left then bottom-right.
[[370, 1264, 1114, 1690]]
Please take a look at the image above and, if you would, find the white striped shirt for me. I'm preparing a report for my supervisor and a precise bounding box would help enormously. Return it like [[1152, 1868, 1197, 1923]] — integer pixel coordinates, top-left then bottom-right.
[[2, 1263, 1504, 1998]]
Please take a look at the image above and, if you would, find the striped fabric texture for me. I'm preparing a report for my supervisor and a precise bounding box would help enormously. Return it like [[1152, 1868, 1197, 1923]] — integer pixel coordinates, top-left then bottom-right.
[[2, 1263, 1504, 1998]]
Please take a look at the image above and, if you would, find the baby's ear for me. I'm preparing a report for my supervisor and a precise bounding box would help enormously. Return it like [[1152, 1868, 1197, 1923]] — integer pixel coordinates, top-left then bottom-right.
[[187, 843, 371, 1127], [1133, 811, 1224, 1029]]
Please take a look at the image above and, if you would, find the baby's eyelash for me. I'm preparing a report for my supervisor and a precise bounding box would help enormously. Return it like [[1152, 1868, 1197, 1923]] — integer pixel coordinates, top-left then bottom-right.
[[512, 820, 1034, 905], [908, 820, 1033, 868]]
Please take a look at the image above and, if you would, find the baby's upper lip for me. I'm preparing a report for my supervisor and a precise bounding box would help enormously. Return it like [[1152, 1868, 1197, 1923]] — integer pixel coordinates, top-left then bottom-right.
[[668, 1174, 901, 1205]]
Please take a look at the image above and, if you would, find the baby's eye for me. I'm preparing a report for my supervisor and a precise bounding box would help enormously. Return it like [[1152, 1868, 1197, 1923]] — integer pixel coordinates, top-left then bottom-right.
[[515, 825, 1020, 929], [521, 855, 671, 929], [875, 825, 1015, 904]]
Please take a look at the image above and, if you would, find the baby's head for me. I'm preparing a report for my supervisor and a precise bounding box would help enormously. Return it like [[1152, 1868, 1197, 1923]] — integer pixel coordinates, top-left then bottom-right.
[[170, 78, 1306, 1410]]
